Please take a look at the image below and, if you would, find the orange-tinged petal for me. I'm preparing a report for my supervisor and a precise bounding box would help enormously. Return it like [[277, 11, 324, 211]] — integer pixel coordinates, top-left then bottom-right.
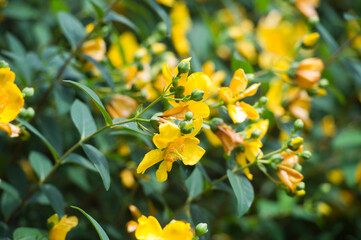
[[162, 105, 188, 119], [229, 69, 248, 95], [153, 122, 181, 149], [187, 102, 210, 119], [137, 149, 164, 174], [237, 83, 261, 100], [236, 153, 253, 180], [218, 87, 233, 103], [184, 72, 211, 100], [238, 102, 259, 120], [135, 215, 163, 240], [181, 138, 205, 165], [163, 221, 193, 240], [0, 123, 21, 138], [277, 165, 303, 192]]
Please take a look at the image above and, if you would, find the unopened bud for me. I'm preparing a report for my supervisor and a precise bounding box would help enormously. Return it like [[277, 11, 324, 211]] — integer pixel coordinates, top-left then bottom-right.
[[19, 107, 35, 119], [300, 150, 312, 160], [319, 78, 329, 88], [185, 111, 193, 120], [296, 189, 306, 197], [302, 32, 320, 48], [259, 96, 268, 105], [251, 129, 262, 139], [178, 61, 190, 74], [22, 87, 34, 98], [211, 118, 223, 126], [270, 162, 278, 171], [136, 62, 144, 71], [191, 89, 204, 101], [288, 137, 303, 151], [297, 182, 306, 190], [195, 223, 208, 236], [294, 119, 304, 131], [180, 121, 194, 134], [0, 60, 9, 68], [294, 163, 302, 172], [270, 154, 284, 163]]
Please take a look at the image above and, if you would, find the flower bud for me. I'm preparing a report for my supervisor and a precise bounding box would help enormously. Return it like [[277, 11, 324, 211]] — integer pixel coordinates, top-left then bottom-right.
[[19, 107, 35, 119], [185, 111, 193, 120], [150, 113, 163, 130], [259, 96, 268, 105], [22, 87, 34, 98], [294, 163, 302, 172], [269, 154, 284, 164], [174, 86, 185, 101], [300, 150, 312, 160], [319, 78, 329, 88], [288, 137, 303, 151], [294, 58, 324, 89], [136, 62, 144, 71], [172, 76, 180, 88], [302, 32, 320, 48], [0, 60, 9, 68], [191, 89, 205, 101], [195, 223, 208, 236], [296, 189, 306, 197], [319, 183, 331, 194], [211, 118, 223, 126], [270, 162, 278, 171], [297, 181, 305, 190], [294, 119, 304, 131], [178, 61, 190, 74], [250, 129, 262, 139]]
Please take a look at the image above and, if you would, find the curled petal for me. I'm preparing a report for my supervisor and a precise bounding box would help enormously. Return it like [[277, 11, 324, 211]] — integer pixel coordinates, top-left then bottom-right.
[[137, 149, 164, 174], [238, 102, 259, 120], [227, 104, 247, 123], [229, 69, 248, 96], [237, 83, 261, 100]]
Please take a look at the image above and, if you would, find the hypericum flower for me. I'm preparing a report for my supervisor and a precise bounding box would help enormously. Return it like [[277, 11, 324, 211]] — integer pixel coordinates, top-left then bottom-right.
[[162, 58, 211, 120], [0, 67, 24, 124], [48, 214, 78, 240], [105, 94, 138, 119], [266, 79, 285, 117], [218, 69, 260, 123], [170, 2, 191, 57], [236, 119, 269, 180], [119, 169, 136, 189], [137, 119, 205, 182], [81, 24, 106, 62], [135, 215, 193, 240], [108, 31, 140, 68], [215, 123, 244, 156], [321, 115, 335, 138], [276, 164, 304, 193], [294, 58, 324, 89], [295, 0, 319, 20]]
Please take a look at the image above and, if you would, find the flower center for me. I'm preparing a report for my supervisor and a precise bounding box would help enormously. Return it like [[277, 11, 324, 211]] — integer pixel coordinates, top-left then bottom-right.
[[164, 138, 185, 162]]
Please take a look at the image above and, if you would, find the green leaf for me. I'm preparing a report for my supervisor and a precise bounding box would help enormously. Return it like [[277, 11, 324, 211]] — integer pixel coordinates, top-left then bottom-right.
[[316, 23, 338, 51], [105, 11, 139, 32], [57, 11, 86, 48], [82, 144, 111, 190], [64, 80, 113, 125], [71, 206, 110, 240], [40, 184, 65, 218], [29, 151, 53, 181], [64, 153, 97, 171], [81, 53, 115, 90], [332, 129, 361, 149], [112, 118, 152, 136], [186, 167, 203, 200], [16, 118, 59, 160], [344, 13, 361, 21], [3, 3, 39, 20], [146, 0, 171, 36], [0, 179, 21, 201], [227, 170, 254, 216], [231, 52, 254, 74], [13, 227, 47, 240], [50, 0, 69, 13], [71, 99, 97, 139], [89, 0, 104, 18]]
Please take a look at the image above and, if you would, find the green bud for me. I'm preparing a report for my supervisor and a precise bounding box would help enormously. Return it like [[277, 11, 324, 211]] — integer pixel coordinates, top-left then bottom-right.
[[170, 87, 175, 92], [307, 88, 319, 96], [237, 143, 245, 152], [251, 129, 262, 139], [209, 123, 217, 132], [294, 163, 302, 172], [191, 89, 205, 101], [172, 76, 180, 88], [270, 154, 284, 163], [308, 16, 320, 26], [157, 22, 167, 36], [178, 61, 190, 74], [180, 120, 194, 134], [297, 182, 305, 190], [22, 87, 34, 98], [185, 111, 193, 120], [319, 78, 329, 88], [136, 62, 144, 71], [195, 223, 208, 236], [300, 150, 312, 160], [150, 113, 163, 130], [19, 107, 35, 119], [259, 96, 268, 105], [287, 137, 303, 151], [0, 60, 9, 68], [319, 183, 331, 194], [294, 119, 304, 131], [211, 117, 223, 126], [270, 162, 278, 171], [174, 86, 185, 101]]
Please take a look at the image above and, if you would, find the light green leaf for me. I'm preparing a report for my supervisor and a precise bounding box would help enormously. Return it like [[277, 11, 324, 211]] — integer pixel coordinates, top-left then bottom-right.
[[105, 11, 138, 32], [71, 99, 97, 139], [231, 52, 254, 74], [227, 170, 254, 216], [64, 80, 113, 125], [112, 118, 152, 136], [71, 206, 110, 240], [186, 167, 204, 200], [332, 129, 361, 149], [81, 53, 115, 90], [57, 11, 86, 48], [82, 144, 110, 190], [40, 184, 65, 218], [89, 0, 104, 18], [50, 0, 69, 13], [64, 153, 97, 171], [29, 151, 53, 181], [13, 227, 47, 240], [16, 118, 59, 160]]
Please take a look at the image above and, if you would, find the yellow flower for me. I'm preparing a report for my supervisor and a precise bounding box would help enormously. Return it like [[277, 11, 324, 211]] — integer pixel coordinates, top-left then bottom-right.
[[48, 214, 78, 240], [294, 58, 324, 89], [135, 215, 193, 240], [137, 119, 205, 182], [162, 58, 212, 120], [288, 90, 313, 129], [0, 67, 24, 124], [276, 164, 304, 193], [302, 32, 320, 48], [295, 0, 319, 19], [106, 94, 138, 119], [108, 31, 140, 68], [120, 169, 136, 189], [326, 169, 344, 185], [236, 119, 269, 180], [317, 202, 331, 216], [202, 61, 226, 99], [321, 115, 336, 138], [170, 2, 191, 57], [266, 79, 285, 117], [218, 69, 260, 123], [215, 123, 244, 156]]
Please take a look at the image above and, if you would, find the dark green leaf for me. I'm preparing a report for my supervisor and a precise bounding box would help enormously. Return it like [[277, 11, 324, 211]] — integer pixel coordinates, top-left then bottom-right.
[[64, 80, 113, 125], [344, 13, 360, 21], [82, 144, 111, 190], [71, 206, 110, 240], [105, 11, 138, 32], [227, 170, 254, 216], [231, 52, 254, 74], [13, 227, 47, 240], [64, 153, 97, 171], [146, 0, 171, 36], [57, 11, 86, 48], [16, 118, 59, 160], [29, 151, 53, 181], [185, 167, 203, 200], [89, 0, 104, 18], [71, 99, 97, 139], [81, 53, 115, 90], [40, 184, 65, 218], [0, 179, 21, 201], [333, 129, 361, 149]]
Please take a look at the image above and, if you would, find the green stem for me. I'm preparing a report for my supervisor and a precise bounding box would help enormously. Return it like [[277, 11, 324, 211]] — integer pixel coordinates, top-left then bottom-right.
[[136, 95, 164, 117]]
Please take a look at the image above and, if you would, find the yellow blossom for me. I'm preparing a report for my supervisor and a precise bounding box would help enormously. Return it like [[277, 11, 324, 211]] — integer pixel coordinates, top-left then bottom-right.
[[120, 169, 136, 188], [321, 115, 336, 138], [170, 2, 191, 57], [48, 214, 78, 240], [317, 202, 331, 216], [162, 58, 212, 120], [294, 58, 324, 89], [327, 169, 344, 185], [277, 164, 304, 193], [218, 69, 260, 123], [295, 0, 320, 19], [302, 32, 320, 48], [266, 79, 286, 117], [202, 61, 226, 99], [106, 94, 138, 119], [0, 67, 24, 124], [108, 31, 140, 68], [137, 119, 205, 182], [135, 215, 193, 240]]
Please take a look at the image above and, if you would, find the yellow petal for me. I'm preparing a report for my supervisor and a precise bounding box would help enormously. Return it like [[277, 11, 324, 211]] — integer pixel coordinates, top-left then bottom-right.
[[236, 153, 253, 180], [135, 215, 163, 240], [218, 87, 233, 103], [49, 215, 78, 240], [153, 122, 181, 149], [227, 104, 247, 123], [162, 105, 188, 119], [246, 119, 269, 139], [162, 64, 174, 85], [137, 149, 164, 174], [184, 72, 211, 100], [203, 128, 222, 146], [188, 102, 210, 119], [181, 138, 205, 165], [163, 221, 193, 240], [238, 102, 259, 120], [156, 160, 169, 182], [237, 83, 261, 100], [229, 69, 248, 95], [0, 123, 21, 138]]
